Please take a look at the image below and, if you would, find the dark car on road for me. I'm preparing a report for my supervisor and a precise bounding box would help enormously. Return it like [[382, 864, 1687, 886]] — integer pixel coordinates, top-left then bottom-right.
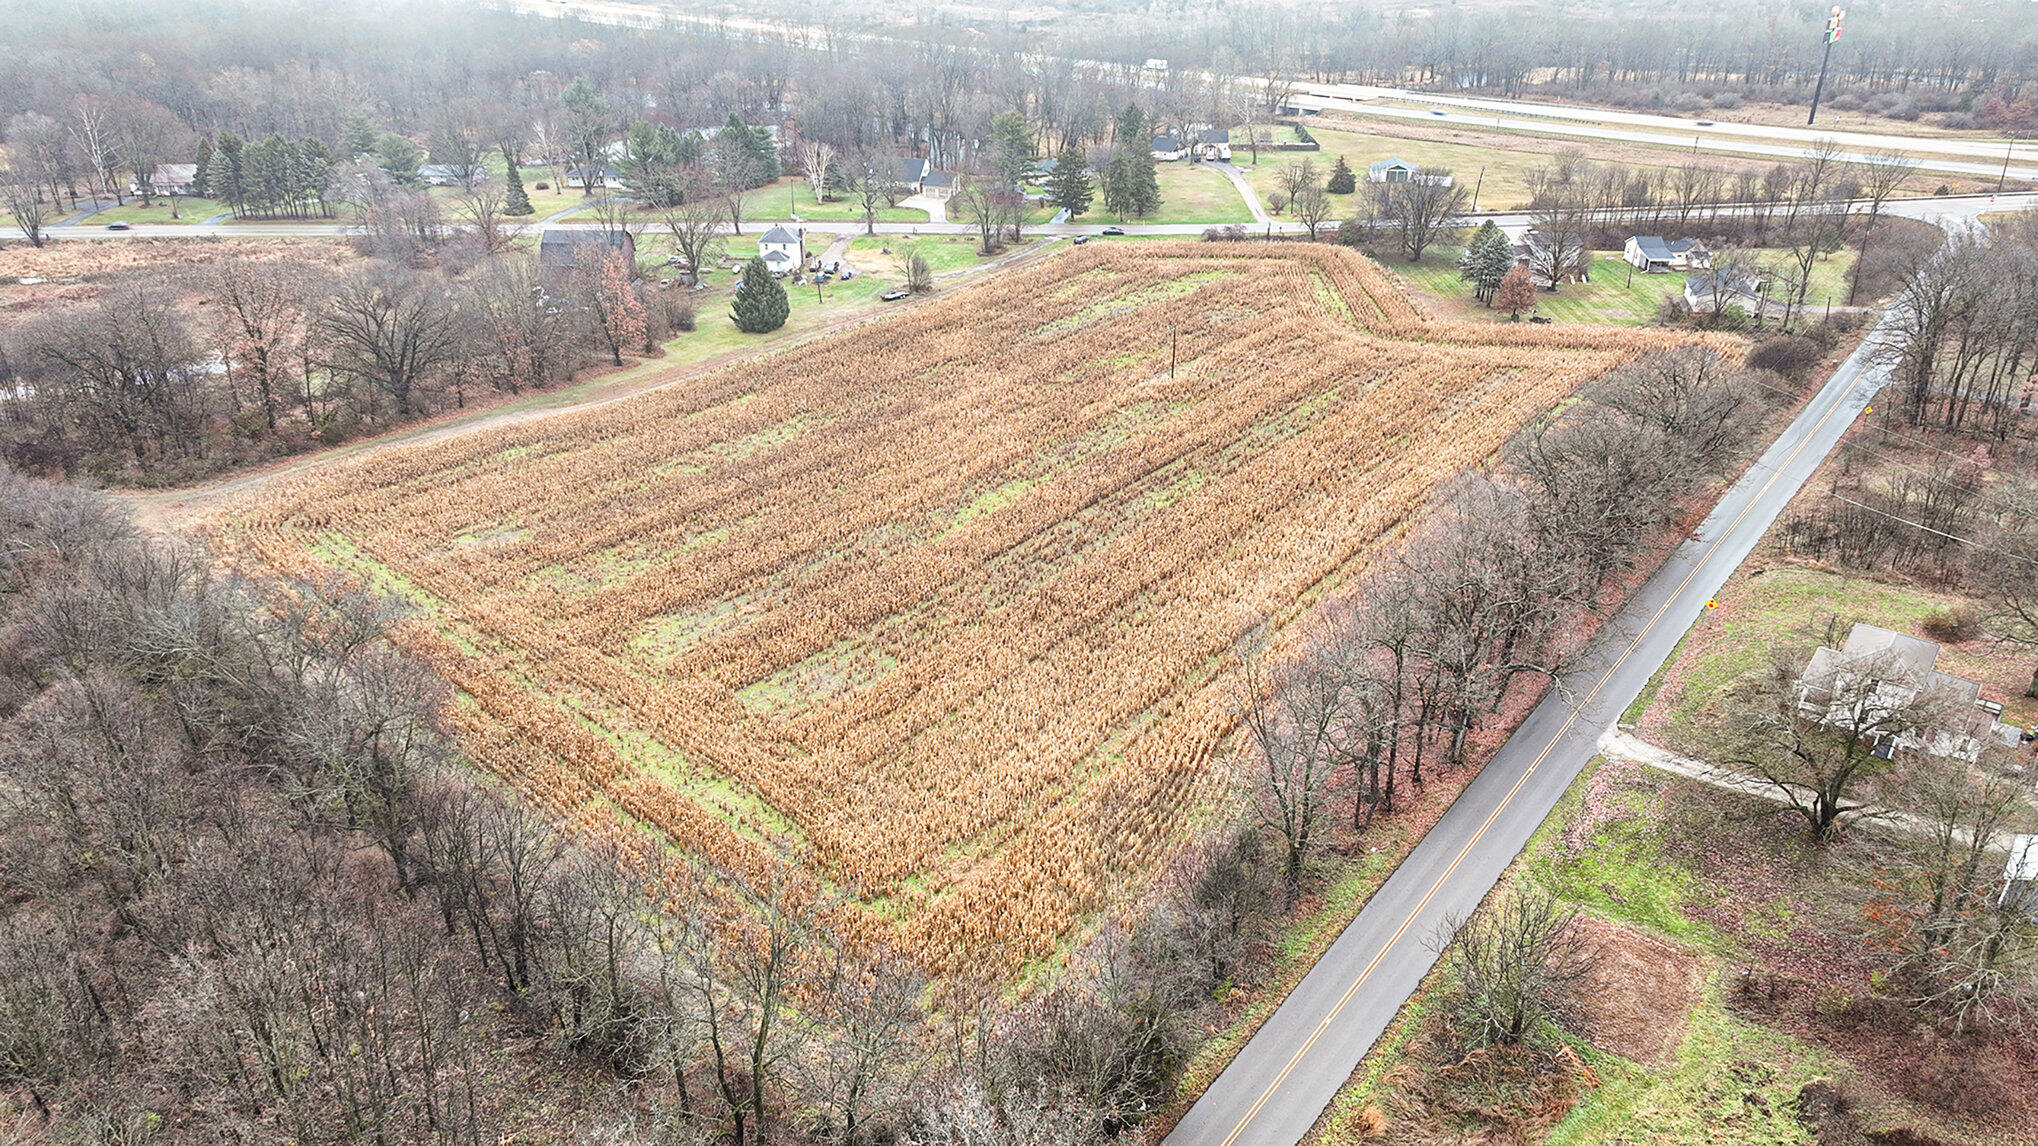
[[106, 221, 132, 230], [1100, 226, 1125, 236], [879, 287, 910, 301]]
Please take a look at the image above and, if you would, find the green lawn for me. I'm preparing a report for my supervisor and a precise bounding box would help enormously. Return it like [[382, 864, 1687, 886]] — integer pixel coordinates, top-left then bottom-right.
[[1096, 162, 1253, 225], [85, 197, 231, 224], [1640, 566, 2038, 752], [1243, 123, 1691, 212], [849, 235, 987, 277], [1310, 757, 1857, 1145], [1394, 247, 1686, 326], [1396, 245, 1862, 327], [732, 178, 928, 224]]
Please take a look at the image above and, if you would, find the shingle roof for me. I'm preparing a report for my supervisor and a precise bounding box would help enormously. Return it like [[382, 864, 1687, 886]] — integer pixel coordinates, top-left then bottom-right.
[[921, 170, 955, 188], [537, 229, 633, 268], [896, 157, 928, 183], [757, 225, 800, 246], [1151, 135, 1183, 152], [1368, 157, 1413, 174], [1197, 128, 1230, 145]]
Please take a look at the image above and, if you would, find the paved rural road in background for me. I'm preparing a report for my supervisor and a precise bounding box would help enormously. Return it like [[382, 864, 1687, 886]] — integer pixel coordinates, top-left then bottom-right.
[[1163, 266, 1902, 1146]]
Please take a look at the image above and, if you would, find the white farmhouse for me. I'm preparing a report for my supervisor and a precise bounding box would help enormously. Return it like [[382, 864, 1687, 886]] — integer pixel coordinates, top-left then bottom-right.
[[757, 225, 804, 275]]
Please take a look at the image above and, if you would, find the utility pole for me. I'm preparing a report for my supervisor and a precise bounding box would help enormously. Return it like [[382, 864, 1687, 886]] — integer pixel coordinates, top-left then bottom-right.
[[1470, 166, 1485, 212], [2001, 133, 2019, 194], [1807, 6, 1844, 126]]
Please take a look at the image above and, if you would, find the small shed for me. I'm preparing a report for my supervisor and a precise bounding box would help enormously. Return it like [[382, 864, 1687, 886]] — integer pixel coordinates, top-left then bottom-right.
[[538, 228, 636, 272], [2002, 835, 2038, 913], [1367, 158, 1451, 187], [566, 165, 622, 189]]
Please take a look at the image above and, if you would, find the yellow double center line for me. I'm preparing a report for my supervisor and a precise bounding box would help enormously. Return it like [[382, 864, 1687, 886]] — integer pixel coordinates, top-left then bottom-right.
[[1213, 365, 1871, 1146]]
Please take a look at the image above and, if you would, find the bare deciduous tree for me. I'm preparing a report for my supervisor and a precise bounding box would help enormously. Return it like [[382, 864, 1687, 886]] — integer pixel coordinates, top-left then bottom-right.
[[1434, 887, 1595, 1046]]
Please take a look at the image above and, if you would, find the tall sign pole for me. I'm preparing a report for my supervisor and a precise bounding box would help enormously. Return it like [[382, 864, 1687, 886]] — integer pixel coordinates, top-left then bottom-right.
[[1808, 6, 1844, 125]]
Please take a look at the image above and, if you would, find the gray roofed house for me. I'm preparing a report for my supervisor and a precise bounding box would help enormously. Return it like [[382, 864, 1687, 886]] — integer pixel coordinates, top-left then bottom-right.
[[919, 169, 957, 200], [1684, 267, 1767, 315], [1367, 157, 1451, 186], [538, 228, 636, 271], [896, 157, 929, 187], [419, 163, 486, 187], [566, 165, 623, 189], [1191, 127, 1231, 161], [757, 224, 803, 273], [1624, 235, 1711, 272], [131, 163, 199, 196], [1798, 622, 2010, 763], [1151, 135, 1188, 161]]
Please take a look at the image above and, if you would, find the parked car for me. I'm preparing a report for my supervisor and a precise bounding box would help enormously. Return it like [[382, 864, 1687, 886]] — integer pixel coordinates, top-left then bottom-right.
[[880, 287, 910, 301], [822, 259, 841, 275], [1072, 235, 1092, 245], [106, 221, 132, 230], [839, 268, 854, 280], [809, 258, 822, 272], [1100, 226, 1126, 236]]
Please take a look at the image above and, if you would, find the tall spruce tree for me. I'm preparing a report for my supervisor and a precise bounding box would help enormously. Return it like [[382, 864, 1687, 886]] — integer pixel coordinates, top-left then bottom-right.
[[1044, 143, 1094, 218], [340, 111, 377, 158], [206, 133, 246, 215], [1327, 155, 1356, 195], [504, 160, 535, 216], [731, 256, 789, 333], [191, 136, 214, 198], [1459, 221, 1516, 304]]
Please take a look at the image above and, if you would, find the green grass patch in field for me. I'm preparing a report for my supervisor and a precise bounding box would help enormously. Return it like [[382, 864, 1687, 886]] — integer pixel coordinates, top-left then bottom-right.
[[1549, 989, 1837, 1146], [951, 475, 1041, 530]]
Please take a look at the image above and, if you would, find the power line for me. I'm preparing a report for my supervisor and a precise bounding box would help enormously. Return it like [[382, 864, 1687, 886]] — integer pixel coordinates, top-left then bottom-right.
[[1827, 495, 2038, 566]]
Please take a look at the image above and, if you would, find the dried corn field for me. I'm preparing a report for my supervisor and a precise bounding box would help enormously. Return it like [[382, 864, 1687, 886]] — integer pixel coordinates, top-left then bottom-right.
[[216, 242, 1706, 975]]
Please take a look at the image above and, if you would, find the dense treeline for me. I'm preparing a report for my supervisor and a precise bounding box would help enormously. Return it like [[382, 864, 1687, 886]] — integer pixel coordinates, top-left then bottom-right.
[[1782, 214, 2038, 593], [2, 0, 2032, 243], [1064, 0, 2038, 126], [0, 0, 1192, 223], [1248, 346, 1780, 884], [0, 467, 1303, 1144], [0, 236, 688, 481]]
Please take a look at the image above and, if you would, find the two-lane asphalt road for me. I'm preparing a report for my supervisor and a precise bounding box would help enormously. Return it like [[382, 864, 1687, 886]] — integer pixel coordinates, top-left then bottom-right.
[[1164, 272, 1897, 1146]]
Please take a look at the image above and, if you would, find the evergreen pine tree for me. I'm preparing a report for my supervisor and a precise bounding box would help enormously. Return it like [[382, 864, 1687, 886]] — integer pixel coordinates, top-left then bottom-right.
[[1130, 151, 1162, 218], [298, 137, 335, 217], [1044, 143, 1094, 218], [1327, 154, 1356, 195], [207, 133, 246, 215], [192, 136, 214, 198], [1460, 222, 1517, 305], [340, 111, 377, 158], [1114, 104, 1148, 149], [504, 160, 535, 216], [730, 256, 789, 333]]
